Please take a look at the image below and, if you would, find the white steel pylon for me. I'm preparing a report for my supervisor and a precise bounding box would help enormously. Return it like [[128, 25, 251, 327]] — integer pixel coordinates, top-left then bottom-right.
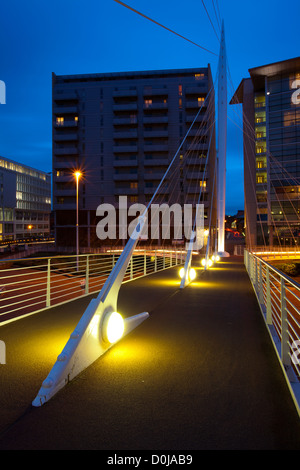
[[32, 216, 149, 407], [217, 21, 229, 257]]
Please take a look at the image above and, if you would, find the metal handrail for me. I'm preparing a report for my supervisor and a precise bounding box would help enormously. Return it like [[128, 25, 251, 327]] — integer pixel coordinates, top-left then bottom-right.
[[244, 249, 300, 416], [0, 248, 184, 325]]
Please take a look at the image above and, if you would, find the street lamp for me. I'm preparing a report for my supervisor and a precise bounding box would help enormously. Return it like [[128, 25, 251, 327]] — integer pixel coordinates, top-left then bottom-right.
[[74, 171, 81, 269]]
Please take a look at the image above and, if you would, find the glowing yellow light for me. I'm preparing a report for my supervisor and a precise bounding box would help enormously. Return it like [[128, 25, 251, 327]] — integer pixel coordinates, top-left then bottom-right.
[[201, 258, 206, 266], [215, 255, 220, 262], [179, 267, 185, 278], [103, 311, 124, 344], [208, 259, 213, 267], [189, 268, 196, 281], [74, 171, 82, 180]]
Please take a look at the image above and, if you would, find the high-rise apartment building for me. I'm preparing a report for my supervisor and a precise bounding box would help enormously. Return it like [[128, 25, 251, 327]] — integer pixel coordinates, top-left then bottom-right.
[[0, 156, 51, 241], [230, 56, 300, 248], [52, 67, 217, 249]]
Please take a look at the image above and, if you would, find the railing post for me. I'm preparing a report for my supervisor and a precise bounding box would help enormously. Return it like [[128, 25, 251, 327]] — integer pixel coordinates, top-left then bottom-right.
[[130, 255, 133, 280], [163, 250, 165, 269], [144, 249, 146, 275], [266, 265, 272, 325], [170, 249, 172, 267], [259, 259, 263, 304], [255, 257, 258, 294], [85, 254, 89, 295], [46, 258, 51, 307], [175, 248, 178, 266], [280, 276, 290, 367], [154, 249, 157, 272]]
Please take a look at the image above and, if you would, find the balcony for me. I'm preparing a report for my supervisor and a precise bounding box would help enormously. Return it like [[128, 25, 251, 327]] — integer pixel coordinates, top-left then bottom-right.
[[143, 116, 168, 124], [113, 145, 138, 153], [113, 117, 137, 126], [143, 103, 168, 110], [144, 158, 169, 166], [113, 130, 138, 139], [55, 189, 76, 197], [114, 173, 138, 181], [186, 143, 208, 151], [143, 144, 168, 153], [53, 106, 78, 114], [54, 160, 79, 169], [54, 147, 78, 156], [114, 187, 138, 195], [113, 90, 137, 98], [54, 121, 78, 128], [143, 88, 168, 96], [53, 92, 78, 101], [185, 84, 208, 94], [186, 101, 205, 109], [113, 159, 138, 167], [54, 133, 78, 142], [186, 114, 205, 123], [113, 103, 137, 111], [143, 130, 168, 138], [144, 172, 165, 180]]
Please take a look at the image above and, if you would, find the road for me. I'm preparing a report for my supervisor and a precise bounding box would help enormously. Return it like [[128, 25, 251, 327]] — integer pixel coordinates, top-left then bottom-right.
[[0, 257, 300, 450]]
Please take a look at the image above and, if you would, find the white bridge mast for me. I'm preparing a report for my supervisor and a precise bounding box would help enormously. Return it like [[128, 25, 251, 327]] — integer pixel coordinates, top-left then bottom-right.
[[217, 21, 229, 257]]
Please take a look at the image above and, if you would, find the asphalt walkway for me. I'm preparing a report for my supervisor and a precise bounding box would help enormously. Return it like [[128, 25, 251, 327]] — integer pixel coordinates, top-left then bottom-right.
[[0, 257, 300, 450]]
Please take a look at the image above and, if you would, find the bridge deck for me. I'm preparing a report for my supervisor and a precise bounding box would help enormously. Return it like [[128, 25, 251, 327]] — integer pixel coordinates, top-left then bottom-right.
[[0, 256, 300, 450]]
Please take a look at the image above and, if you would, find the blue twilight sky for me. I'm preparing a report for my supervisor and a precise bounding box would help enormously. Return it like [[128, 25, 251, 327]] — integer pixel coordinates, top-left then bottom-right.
[[0, 0, 299, 214]]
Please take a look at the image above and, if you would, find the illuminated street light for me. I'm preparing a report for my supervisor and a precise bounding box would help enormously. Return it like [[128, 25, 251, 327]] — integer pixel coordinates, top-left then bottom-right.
[[74, 171, 82, 270]]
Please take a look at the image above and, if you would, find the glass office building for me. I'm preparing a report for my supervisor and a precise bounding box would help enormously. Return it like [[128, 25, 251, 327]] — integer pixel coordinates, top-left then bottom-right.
[[0, 157, 51, 241], [230, 56, 300, 248]]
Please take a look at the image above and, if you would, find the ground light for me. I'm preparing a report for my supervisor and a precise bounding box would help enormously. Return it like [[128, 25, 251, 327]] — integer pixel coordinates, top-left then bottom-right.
[[102, 311, 125, 344], [201, 258, 213, 268], [189, 267, 196, 281], [179, 267, 196, 281]]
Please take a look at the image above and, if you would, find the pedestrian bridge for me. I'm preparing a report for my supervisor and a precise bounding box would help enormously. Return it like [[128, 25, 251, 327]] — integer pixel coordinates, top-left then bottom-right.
[[0, 252, 300, 450]]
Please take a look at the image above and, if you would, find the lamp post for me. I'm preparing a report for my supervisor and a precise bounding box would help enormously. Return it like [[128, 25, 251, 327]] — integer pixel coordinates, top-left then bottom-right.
[[74, 171, 81, 270]]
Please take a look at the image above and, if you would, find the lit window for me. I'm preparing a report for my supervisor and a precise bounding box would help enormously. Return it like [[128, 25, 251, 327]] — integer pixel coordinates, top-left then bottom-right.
[[56, 117, 64, 126], [178, 85, 182, 96], [130, 182, 138, 189], [198, 97, 204, 106], [195, 73, 204, 80], [144, 99, 152, 108]]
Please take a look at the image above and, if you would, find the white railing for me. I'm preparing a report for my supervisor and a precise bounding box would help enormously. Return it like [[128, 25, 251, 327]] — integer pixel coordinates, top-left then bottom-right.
[[251, 246, 300, 260], [244, 249, 300, 416], [0, 248, 184, 325]]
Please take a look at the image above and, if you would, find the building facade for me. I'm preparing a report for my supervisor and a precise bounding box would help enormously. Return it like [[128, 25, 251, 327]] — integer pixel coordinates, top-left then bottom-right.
[[0, 157, 51, 241], [230, 57, 300, 248], [52, 67, 217, 249]]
